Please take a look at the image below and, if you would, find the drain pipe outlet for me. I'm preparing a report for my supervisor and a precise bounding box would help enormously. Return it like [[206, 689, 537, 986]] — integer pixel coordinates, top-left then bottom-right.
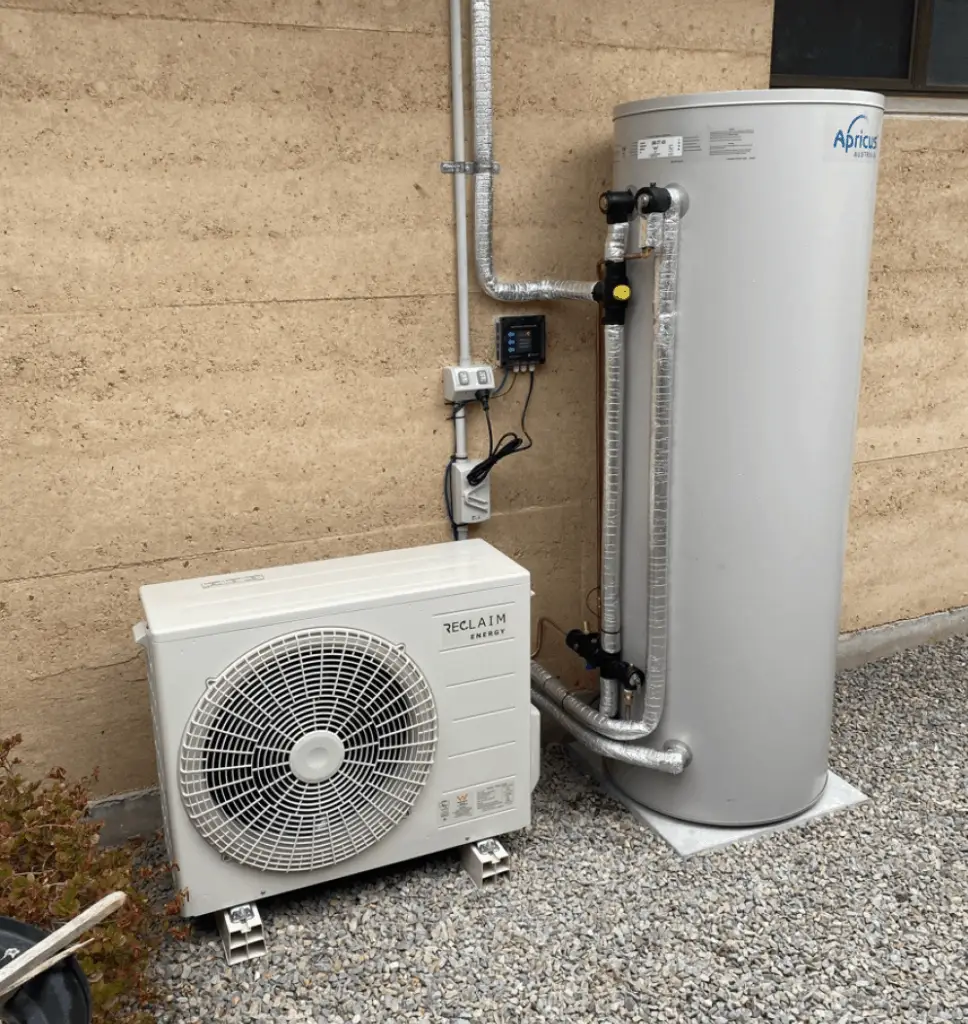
[[530, 688, 690, 775], [470, 0, 596, 303]]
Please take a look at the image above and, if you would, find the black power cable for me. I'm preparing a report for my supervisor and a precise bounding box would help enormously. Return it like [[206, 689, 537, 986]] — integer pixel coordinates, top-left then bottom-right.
[[467, 370, 535, 487], [443, 456, 458, 539]]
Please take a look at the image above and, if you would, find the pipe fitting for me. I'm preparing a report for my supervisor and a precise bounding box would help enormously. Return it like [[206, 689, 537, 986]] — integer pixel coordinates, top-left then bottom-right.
[[635, 184, 673, 215], [599, 189, 637, 225]]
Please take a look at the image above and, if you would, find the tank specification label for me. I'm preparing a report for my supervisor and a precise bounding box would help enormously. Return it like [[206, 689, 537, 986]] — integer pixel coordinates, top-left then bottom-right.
[[709, 127, 755, 159], [637, 135, 683, 160], [438, 778, 515, 827]]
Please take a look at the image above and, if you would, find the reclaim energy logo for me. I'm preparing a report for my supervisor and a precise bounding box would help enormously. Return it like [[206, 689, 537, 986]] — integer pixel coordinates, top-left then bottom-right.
[[833, 113, 878, 158]]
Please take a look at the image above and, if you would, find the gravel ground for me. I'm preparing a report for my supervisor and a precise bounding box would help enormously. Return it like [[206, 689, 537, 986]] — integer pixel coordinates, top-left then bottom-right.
[[152, 635, 968, 1023]]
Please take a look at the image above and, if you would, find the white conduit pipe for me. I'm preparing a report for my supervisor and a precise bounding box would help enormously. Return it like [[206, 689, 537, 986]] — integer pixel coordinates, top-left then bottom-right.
[[531, 686, 690, 775], [449, 0, 471, 539], [470, 0, 596, 303], [598, 221, 630, 720]]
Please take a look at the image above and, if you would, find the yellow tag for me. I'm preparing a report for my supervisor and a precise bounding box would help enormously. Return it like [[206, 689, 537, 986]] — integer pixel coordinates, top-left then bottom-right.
[[613, 284, 631, 301]]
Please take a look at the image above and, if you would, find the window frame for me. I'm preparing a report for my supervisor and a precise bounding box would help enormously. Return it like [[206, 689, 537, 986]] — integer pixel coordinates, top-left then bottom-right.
[[770, 0, 968, 96]]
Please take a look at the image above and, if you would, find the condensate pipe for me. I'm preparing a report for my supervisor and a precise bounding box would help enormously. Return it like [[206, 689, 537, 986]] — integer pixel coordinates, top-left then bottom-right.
[[470, 0, 597, 303]]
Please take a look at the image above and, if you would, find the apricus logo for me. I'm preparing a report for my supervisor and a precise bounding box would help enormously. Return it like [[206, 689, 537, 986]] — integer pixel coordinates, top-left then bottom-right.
[[833, 113, 878, 158], [439, 606, 511, 649]]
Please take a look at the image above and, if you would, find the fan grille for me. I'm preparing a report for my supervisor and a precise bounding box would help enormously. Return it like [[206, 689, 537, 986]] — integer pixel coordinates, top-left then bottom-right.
[[179, 627, 438, 872]]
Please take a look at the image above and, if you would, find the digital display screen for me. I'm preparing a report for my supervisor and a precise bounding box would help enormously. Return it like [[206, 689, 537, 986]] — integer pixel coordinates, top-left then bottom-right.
[[513, 329, 534, 354]]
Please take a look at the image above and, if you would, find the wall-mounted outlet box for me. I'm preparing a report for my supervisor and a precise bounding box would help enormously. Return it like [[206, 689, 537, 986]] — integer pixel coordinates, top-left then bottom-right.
[[442, 365, 496, 404]]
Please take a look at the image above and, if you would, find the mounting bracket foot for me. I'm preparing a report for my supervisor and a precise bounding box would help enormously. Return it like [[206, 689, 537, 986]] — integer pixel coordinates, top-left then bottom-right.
[[461, 838, 510, 889], [217, 903, 266, 965]]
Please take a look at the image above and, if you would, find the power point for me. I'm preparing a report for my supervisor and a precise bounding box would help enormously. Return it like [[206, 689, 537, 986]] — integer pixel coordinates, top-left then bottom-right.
[[449, 459, 491, 525], [443, 364, 496, 404]]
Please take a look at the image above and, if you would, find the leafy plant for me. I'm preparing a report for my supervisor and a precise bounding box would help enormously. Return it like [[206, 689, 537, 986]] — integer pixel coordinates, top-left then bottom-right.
[[0, 734, 185, 1023]]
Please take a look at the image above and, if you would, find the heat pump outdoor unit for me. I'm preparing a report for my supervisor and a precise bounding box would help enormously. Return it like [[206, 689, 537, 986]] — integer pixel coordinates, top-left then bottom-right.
[[134, 540, 534, 924]]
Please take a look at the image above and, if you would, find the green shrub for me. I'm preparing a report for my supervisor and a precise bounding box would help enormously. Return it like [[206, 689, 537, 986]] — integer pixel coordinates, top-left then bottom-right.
[[0, 734, 185, 1024]]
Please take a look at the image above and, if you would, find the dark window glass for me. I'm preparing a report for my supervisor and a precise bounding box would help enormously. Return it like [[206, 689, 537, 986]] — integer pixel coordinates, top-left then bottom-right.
[[771, 0, 916, 80], [927, 0, 968, 85]]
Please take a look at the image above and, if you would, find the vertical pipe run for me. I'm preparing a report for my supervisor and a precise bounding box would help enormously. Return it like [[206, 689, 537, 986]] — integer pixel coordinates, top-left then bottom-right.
[[598, 219, 630, 720], [641, 187, 683, 731]]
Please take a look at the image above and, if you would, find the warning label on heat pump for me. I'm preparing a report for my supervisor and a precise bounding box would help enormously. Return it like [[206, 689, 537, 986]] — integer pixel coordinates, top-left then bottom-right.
[[438, 778, 515, 827]]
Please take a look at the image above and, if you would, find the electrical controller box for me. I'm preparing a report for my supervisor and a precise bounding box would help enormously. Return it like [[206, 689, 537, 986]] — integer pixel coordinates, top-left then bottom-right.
[[495, 315, 546, 370]]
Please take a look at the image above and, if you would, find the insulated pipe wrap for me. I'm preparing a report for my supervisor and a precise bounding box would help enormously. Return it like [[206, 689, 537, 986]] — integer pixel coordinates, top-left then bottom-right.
[[599, 321, 625, 657], [531, 660, 656, 741], [604, 221, 629, 263], [641, 187, 684, 733], [598, 677, 620, 719], [598, 220, 630, 719], [530, 688, 689, 775], [470, 0, 596, 303]]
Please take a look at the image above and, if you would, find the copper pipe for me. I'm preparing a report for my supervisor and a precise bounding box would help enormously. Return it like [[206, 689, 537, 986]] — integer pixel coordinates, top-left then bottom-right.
[[531, 616, 567, 659]]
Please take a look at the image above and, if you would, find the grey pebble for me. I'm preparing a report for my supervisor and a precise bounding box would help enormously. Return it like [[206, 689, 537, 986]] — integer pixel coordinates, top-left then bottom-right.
[[151, 635, 968, 1022]]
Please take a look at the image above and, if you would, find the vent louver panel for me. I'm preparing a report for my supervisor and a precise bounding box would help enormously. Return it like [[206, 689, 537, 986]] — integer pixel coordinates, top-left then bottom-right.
[[179, 627, 437, 873]]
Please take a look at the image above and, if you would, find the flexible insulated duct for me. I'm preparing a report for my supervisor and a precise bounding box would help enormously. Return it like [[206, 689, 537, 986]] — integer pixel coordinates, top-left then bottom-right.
[[470, 0, 596, 303], [530, 682, 690, 775]]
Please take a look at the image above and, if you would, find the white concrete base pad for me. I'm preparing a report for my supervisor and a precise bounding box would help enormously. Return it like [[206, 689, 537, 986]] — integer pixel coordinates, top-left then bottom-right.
[[570, 745, 867, 858]]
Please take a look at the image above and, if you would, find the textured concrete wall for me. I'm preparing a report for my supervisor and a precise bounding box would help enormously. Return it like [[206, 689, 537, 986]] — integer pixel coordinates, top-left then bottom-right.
[[0, 0, 770, 792], [845, 115, 968, 630]]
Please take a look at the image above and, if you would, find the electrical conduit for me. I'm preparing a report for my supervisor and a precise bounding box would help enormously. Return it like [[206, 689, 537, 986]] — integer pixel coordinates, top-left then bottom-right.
[[448, 0, 472, 539]]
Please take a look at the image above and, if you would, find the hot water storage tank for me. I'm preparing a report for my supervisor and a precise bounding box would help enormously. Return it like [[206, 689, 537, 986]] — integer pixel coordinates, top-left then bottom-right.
[[609, 90, 883, 826]]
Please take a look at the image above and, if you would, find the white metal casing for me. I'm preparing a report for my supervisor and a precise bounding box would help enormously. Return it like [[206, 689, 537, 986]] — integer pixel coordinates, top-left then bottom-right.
[[609, 90, 883, 825], [136, 539, 532, 917]]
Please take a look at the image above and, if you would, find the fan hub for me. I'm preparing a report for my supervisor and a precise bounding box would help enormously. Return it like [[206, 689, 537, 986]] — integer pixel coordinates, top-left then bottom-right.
[[288, 730, 345, 783]]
